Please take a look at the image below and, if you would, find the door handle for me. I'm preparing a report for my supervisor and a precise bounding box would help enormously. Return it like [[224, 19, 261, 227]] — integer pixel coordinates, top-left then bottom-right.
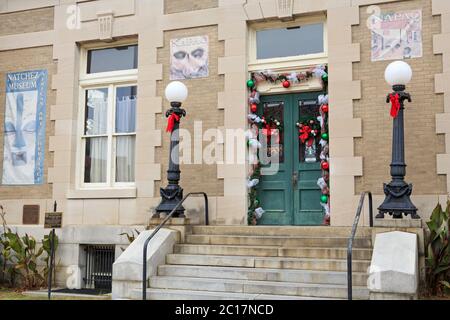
[[292, 172, 298, 187]]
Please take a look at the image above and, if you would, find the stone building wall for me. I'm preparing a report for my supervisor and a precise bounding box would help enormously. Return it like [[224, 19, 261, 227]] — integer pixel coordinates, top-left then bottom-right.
[[353, 0, 446, 196], [155, 25, 225, 199], [0, 0, 448, 228], [0, 7, 54, 36], [0, 45, 55, 223], [164, 0, 218, 14]]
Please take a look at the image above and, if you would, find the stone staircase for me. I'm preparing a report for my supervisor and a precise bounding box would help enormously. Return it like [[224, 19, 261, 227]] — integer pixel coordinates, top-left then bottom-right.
[[133, 226, 373, 300]]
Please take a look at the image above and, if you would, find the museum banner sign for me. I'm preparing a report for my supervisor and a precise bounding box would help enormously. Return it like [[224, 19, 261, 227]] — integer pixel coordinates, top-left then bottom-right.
[[2, 70, 48, 185]]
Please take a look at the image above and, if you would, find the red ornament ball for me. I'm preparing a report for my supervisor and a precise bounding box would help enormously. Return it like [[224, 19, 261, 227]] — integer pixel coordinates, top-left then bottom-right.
[[321, 161, 330, 171], [282, 80, 291, 88], [321, 104, 329, 113], [250, 103, 257, 113]]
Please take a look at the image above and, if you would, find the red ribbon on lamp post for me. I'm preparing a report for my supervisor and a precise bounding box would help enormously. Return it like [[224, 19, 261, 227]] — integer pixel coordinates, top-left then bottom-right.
[[389, 93, 401, 118], [166, 113, 180, 133]]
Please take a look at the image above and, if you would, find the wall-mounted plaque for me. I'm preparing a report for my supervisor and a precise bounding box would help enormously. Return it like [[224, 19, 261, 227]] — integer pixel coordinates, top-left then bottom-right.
[[22, 205, 40, 225], [44, 211, 63, 229]]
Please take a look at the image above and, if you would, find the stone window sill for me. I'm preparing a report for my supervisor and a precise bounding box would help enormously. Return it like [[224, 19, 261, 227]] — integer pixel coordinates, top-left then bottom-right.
[[67, 187, 137, 199]]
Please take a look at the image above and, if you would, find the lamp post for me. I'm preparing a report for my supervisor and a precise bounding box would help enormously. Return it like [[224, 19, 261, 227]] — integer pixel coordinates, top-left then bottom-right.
[[154, 81, 188, 218], [377, 61, 419, 219]]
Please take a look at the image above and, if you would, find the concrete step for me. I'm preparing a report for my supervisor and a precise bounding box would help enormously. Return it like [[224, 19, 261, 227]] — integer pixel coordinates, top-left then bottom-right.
[[132, 288, 338, 300], [158, 264, 368, 286], [166, 254, 371, 272], [173, 244, 372, 260], [192, 226, 372, 237], [149, 276, 369, 299], [186, 234, 371, 248]]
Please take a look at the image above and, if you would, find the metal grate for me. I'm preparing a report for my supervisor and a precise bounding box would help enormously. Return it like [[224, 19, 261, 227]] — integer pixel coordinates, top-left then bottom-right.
[[83, 245, 115, 292]]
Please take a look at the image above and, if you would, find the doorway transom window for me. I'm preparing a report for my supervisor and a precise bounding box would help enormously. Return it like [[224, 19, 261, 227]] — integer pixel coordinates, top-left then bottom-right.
[[248, 16, 327, 71]]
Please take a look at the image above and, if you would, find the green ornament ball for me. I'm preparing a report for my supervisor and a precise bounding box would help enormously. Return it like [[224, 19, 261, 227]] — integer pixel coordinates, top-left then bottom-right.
[[322, 73, 328, 82], [321, 133, 329, 141], [320, 195, 328, 204], [247, 79, 255, 88], [254, 198, 260, 206]]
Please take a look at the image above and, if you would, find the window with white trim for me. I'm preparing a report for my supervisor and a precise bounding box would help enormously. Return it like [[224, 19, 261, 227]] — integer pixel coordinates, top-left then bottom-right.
[[78, 44, 138, 187]]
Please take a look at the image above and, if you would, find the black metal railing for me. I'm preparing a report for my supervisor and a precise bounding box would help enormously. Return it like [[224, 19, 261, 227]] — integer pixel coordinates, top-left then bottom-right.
[[83, 245, 115, 292], [347, 191, 373, 300], [142, 192, 209, 300]]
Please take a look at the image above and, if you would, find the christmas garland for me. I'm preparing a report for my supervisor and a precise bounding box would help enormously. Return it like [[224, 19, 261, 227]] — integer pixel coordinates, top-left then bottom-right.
[[316, 94, 330, 225], [246, 65, 329, 225], [296, 94, 330, 225]]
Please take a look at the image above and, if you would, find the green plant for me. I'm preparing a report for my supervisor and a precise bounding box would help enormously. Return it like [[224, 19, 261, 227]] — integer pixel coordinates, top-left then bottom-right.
[[425, 200, 450, 296], [0, 205, 58, 289], [42, 233, 59, 284], [119, 229, 140, 251], [0, 205, 14, 286], [5, 232, 45, 288]]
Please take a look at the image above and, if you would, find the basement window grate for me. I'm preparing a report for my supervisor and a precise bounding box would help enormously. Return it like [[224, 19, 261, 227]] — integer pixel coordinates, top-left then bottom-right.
[[83, 245, 115, 292]]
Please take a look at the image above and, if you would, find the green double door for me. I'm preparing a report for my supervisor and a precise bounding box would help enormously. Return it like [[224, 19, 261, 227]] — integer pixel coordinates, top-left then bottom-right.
[[256, 92, 324, 226]]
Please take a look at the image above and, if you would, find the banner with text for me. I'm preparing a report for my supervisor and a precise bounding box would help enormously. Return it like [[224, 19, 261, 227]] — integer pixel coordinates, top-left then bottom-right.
[[2, 70, 48, 185]]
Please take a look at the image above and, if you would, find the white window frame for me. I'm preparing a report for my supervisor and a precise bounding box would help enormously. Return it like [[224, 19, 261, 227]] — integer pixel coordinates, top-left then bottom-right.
[[76, 42, 138, 190], [248, 14, 328, 71]]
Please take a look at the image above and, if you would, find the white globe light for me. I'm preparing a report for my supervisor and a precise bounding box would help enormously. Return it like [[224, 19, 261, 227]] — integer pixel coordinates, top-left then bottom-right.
[[165, 81, 188, 103], [384, 61, 412, 86]]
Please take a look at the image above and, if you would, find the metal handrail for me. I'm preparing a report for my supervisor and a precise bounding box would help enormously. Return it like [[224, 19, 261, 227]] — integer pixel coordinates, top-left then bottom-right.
[[347, 191, 373, 300], [142, 192, 209, 300]]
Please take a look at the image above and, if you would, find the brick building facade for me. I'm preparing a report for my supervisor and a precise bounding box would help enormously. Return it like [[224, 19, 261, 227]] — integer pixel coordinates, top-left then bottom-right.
[[0, 0, 449, 288]]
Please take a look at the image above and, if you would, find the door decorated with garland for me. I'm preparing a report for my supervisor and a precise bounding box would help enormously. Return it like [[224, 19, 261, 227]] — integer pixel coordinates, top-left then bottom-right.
[[256, 92, 325, 226]]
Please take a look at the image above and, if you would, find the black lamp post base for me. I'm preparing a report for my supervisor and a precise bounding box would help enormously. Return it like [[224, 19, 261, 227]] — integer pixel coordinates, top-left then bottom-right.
[[154, 185, 185, 218], [377, 182, 420, 219]]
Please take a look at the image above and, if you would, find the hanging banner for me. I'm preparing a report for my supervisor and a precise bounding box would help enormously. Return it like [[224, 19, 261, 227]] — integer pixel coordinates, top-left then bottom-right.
[[2, 70, 48, 185], [370, 9, 422, 62]]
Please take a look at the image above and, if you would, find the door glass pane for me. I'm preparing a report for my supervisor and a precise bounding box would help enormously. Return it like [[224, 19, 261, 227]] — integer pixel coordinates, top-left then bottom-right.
[[85, 88, 108, 135], [115, 86, 137, 133], [116, 136, 135, 182], [298, 100, 322, 163], [262, 101, 284, 163], [87, 45, 138, 74], [256, 24, 324, 60], [84, 137, 107, 183]]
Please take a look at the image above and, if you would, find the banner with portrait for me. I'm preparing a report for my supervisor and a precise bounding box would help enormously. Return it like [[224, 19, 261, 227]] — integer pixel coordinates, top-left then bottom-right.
[[370, 9, 422, 62], [170, 35, 209, 80], [2, 70, 48, 185]]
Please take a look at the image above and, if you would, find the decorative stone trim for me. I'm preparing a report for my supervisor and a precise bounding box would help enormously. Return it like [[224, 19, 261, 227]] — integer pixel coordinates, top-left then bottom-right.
[[216, 1, 248, 225], [326, 4, 363, 226], [97, 11, 114, 41], [277, 0, 294, 20], [0, 31, 54, 51], [432, 0, 450, 194]]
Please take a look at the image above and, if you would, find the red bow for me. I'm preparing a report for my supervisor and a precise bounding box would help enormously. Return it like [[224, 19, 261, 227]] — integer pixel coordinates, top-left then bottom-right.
[[389, 93, 401, 118], [262, 123, 274, 139], [262, 124, 280, 144], [166, 113, 180, 133], [299, 125, 312, 145]]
